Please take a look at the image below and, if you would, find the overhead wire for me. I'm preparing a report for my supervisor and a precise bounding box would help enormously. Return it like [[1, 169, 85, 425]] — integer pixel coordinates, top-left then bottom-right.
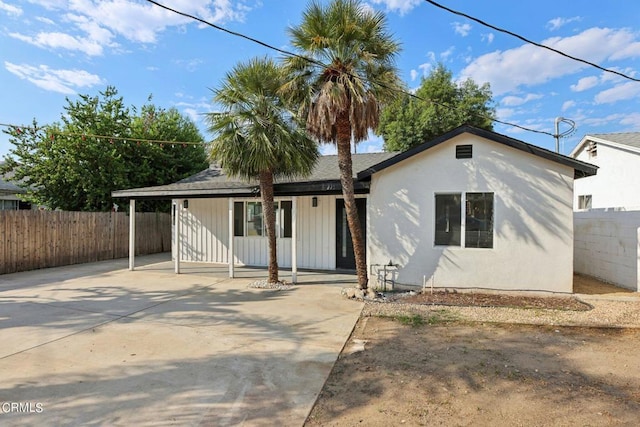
[[423, 0, 640, 83], [0, 122, 207, 146], [145, 0, 555, 138]]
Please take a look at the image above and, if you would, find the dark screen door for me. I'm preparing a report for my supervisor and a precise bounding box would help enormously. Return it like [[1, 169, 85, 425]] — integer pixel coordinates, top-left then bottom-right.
[[336, 198, 366, 270]]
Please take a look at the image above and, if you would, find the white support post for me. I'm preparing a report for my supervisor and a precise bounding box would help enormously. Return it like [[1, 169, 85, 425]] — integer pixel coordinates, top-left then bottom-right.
[[292, 196, 298, 283], [129, 199, 136, 271], [228, 198, 235, 278], [174, 199, 181, 274]]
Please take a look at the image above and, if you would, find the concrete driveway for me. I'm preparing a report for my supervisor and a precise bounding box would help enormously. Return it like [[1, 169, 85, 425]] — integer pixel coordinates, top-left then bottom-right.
[[0, 255, 363, 426]]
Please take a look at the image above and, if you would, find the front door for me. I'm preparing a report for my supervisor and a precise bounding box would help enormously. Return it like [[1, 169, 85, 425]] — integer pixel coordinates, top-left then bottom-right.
[[335, 198, 366, 270]]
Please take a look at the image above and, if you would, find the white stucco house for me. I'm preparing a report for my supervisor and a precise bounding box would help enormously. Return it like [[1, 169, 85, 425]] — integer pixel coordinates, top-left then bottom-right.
[[571, 132, 640, 210], [114, 126, 596, 293], [571, 132, 640, 291]]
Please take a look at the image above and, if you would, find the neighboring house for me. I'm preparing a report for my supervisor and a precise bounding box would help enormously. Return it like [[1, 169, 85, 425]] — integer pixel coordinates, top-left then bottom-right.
[[570, 133, 640, 291], [571, 132, 640, 210], [113, 126, 596, 293], [0, 162, 31, 210]]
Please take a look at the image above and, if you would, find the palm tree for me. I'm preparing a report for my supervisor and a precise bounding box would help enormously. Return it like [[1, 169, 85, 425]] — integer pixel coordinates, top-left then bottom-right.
[[283, 0, 402, 289], [207, 57, 318, 284]]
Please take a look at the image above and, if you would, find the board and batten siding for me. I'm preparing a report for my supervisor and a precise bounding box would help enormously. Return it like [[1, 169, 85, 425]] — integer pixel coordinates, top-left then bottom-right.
[[174, 195, 338, 270], [368, 133, 576, 293]]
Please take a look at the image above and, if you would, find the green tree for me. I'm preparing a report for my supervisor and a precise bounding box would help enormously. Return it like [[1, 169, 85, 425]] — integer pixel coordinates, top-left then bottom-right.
[[379, 64, 496, 152], [206, 57, 318, 284], [283, 0, 402, 289], [1, 86, 208, 211]]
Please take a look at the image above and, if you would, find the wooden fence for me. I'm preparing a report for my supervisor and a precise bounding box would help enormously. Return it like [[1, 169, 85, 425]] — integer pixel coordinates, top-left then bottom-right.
[[0, 210, 171, 275]]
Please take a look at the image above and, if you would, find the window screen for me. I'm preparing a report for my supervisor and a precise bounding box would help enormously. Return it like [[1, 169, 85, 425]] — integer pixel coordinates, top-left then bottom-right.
[[434, 194, 461, 246], [465, 193, 494, 248], [233, 202, 244, 236]]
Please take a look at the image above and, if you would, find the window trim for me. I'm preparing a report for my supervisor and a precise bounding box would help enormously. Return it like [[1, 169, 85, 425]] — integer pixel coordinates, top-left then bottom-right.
[[233, 199, 293, 239], [577, 194, 592, 210], [434, 192, 495, 249]]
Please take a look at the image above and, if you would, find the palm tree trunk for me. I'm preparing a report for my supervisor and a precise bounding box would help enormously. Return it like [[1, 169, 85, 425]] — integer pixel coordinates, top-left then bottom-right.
[[336, 112, 368, 289], [259, 171, 279, 284]]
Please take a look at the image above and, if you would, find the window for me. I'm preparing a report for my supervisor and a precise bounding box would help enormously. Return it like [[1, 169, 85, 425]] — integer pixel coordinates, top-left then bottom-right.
[[587, 141, 597, 159], [233, 202, 244, 236], [233, 201, 292, 238], [246, 202, 264, 236], [435, 192, 494, 248], [0, 200, 18, 210], [435, 194, 461, 246], [465, 193, 494, 248], [578, 195, 592, 210]]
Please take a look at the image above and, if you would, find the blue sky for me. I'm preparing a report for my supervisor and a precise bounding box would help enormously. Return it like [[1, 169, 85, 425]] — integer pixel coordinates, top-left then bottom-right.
[[1, 0, 640, 159]]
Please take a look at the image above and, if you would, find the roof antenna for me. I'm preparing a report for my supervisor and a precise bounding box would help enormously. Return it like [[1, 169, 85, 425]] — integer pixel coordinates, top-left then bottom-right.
[[554, 117, 576, 153]]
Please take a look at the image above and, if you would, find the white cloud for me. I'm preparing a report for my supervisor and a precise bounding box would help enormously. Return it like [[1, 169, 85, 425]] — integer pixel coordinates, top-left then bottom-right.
[[368, 0, 421, 15], [595, 81, 640, 104], [460, 27, 640, 95], [561, 100, 576, 112], [440, 46, 455, 60], [4, 61, 104, 94], [482, 33, 494, 44], [619, 113, 640, 129], [10, 31, 107, 56], [174, 58, 204, 72], [0, 1, 22, 16], [12, 0, 251, 56], [35, 16, 55, 25], [452, 22, 471, 37], [570, 76, 599, 92], [410, 69, 418, 81], [547, 16, 582, 31], [501, 93, 543, 107]]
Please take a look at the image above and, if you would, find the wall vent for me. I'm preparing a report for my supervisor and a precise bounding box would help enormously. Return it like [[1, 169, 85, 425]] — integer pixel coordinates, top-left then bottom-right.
[[456, 144, 473, 159]]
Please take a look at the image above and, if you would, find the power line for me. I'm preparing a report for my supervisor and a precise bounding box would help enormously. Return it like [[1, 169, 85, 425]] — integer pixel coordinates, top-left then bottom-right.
[[0, 122, 207, 146], [424, 0, 640, 83], [146, 0, 555, 138]]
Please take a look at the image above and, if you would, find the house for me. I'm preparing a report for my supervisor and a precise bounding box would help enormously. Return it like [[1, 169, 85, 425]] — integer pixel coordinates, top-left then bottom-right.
[[570, 132, 640, 291], [570, 132, 640, 209], [0, 162, 31, 210], [113, 126, 596, 293]]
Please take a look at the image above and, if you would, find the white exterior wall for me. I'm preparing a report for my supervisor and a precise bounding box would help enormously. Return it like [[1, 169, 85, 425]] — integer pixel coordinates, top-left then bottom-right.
[[573, 143, 640, 209], [574, 209, 640, 291], [368, 133, 576, 292], [175, 195, 338, 270]]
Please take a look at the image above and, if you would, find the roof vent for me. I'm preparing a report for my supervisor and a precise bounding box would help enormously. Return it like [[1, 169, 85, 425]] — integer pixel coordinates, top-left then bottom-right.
[[456, 144, 473, 159]]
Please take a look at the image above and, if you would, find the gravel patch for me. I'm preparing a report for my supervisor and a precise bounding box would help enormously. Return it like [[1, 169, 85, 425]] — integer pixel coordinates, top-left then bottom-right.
[[247, 279, 295, 291], [362, 297, 640, 328]]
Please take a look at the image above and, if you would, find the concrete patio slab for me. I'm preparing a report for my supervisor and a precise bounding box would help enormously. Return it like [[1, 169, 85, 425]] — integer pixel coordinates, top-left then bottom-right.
[[0, 255, 362, 426]]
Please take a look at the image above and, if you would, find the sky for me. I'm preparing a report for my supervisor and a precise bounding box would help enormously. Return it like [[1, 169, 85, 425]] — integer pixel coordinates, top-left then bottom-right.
[[1, 0, 640, 159]]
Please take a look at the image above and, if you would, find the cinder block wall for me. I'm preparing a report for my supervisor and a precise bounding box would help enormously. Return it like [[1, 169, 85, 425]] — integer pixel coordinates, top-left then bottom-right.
[[574, 209, 640, 291]]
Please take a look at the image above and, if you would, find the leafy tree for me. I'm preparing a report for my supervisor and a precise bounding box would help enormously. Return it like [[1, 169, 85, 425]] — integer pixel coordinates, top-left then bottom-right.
[[379, 64, 496, 152], [283, 0, 402, 289], [206, 57, 318, 284], [1, 87, 208, 212]]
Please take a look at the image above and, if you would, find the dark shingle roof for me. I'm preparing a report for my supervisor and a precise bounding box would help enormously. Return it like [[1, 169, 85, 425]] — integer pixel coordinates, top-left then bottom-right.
[[0, 162, 26, 194], [112, 151, 397, 199]]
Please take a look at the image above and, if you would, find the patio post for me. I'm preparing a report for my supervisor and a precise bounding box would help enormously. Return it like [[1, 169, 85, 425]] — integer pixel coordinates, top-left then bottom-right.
[[228, 197, 235, 278], [174, 199, 181, 274], [129, 199, 135, 271], [292, 196, 297, 283]]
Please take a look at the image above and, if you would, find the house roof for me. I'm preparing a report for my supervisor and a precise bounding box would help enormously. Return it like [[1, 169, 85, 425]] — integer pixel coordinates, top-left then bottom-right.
[[358, 125, 597, 180], [0, 161, 26, 195], [570, 132, 640, 157], [112, 151, 398, 199], [113, 126, 597, 200]]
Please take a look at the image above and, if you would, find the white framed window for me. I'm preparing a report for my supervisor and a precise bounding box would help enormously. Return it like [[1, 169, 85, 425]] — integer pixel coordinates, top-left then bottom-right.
[[435, 192, 494, 249], [578, 195, 592, 210], [233, 200, 292, 238]]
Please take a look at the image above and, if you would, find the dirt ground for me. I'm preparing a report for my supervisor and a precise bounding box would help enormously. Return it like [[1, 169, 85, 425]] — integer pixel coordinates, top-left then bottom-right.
[[306, 317, 640, 426]]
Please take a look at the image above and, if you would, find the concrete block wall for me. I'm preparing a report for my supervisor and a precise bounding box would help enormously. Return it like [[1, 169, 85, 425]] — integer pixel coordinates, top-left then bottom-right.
[[574, 209, 640, 291]]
